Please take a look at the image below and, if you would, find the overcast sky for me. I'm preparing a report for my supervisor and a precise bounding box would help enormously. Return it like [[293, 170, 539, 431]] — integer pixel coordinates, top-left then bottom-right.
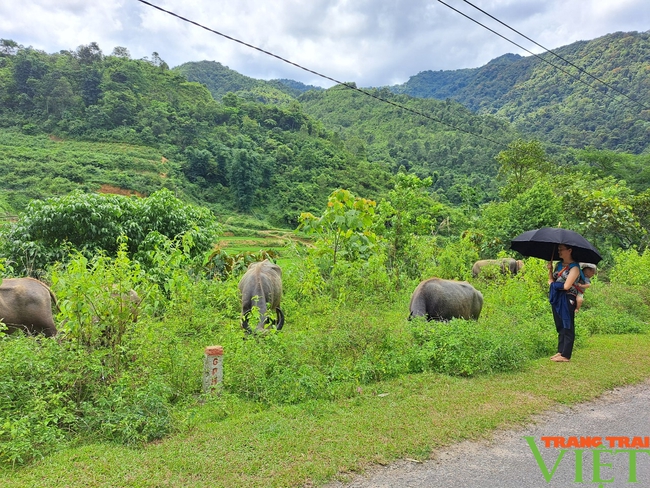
[[1, 0, 648, 88]]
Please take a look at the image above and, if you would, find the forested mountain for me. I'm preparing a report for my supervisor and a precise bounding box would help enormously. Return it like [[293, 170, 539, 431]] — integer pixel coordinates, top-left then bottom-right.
[[174, 60, 321, 104], [1, 32, 648, 234], [0, 42, 396, 223], [391, 31, 650, 154], [297, 86, 516, 204], [0, 40, 526, 222]]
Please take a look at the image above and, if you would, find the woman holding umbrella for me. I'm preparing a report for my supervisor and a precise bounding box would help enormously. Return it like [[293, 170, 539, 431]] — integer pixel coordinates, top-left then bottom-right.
[[511, 227, 602, 363], [547, 244, 581, 362]]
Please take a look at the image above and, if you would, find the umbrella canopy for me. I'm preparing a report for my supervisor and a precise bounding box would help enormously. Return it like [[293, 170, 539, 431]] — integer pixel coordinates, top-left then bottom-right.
[[510, 227, 602, 264]]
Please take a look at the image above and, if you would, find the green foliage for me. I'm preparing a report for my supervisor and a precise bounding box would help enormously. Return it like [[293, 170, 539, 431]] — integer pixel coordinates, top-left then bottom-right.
[[496, 139, 551, 199], [563, 177, 645, 253], [50, 243, 152, 359], [327, 254, 394, 303], [0, 336, 77, 466], [298, 189, 379, 269], [578, 288, 649, 335], [609, 247, 650, 287], [299, 86, 515, 203], [0, 130, 171, 210], [0, 240, 648, 468], [377, 173, 451, 279], [393, 32, 650, 154], [408, 317, 527, 376], [425, 234, 479, 281], [0, 188, 219, 275], [2, 34, 650, 471], [76, 376, 173, 445], [0, 45, 394, 225], [477, 179, 564, 257]]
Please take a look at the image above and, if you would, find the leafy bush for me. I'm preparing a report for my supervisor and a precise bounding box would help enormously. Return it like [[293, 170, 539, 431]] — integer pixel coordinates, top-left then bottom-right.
[[0, 188, 220, 276], [424, 233, 479, 281], [408, 317, 528, 376], [77, 376, 173, 445], [0, 336, 78, 466], [51, 243, 156, 362], [609, 248, 650, 286], [578, 282, 650, 335]]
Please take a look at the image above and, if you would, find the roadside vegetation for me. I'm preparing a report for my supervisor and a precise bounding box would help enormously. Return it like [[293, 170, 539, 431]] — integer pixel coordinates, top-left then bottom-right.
[[1, 185, 649, 483], [0, 36, 649, 487]]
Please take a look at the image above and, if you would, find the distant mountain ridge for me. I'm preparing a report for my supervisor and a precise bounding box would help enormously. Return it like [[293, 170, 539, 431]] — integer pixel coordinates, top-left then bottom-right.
[[178, 31, 649, 154], [390, 31, 650, 153], [174, 61, 322, 103], [390, 53, 532, 111]]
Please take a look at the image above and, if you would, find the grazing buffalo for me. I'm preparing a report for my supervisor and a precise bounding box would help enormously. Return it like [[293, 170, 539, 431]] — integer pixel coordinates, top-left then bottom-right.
[[471, 258, 523, 278], [0, 277, 58, 336], [238, 259, 284, 333], [110, 288, 142, 323], [408, 278, 483, 321]]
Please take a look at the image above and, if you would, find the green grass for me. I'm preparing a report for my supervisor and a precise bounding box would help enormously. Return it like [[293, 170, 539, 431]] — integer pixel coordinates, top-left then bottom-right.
[[3, 334, 650, 488]]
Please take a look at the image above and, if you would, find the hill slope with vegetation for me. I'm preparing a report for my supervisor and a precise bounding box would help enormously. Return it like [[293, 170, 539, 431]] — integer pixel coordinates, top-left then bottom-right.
[[174, 60, 322, 102], [0, 39, 538, 223], [297, 85, 516, 204], [1, 35, 650, 483], [391, 31, 650, 153], [0, 42, 396, 224]]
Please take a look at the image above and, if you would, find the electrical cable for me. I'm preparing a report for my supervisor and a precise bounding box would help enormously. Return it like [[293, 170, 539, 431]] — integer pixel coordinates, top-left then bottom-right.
[[460, 0, 649, 111], [438, 0, 649, 111], [136, 0, 507, 148]]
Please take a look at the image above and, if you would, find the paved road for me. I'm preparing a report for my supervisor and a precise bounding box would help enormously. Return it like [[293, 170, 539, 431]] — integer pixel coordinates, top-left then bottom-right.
[[324, 380, 650, 488]]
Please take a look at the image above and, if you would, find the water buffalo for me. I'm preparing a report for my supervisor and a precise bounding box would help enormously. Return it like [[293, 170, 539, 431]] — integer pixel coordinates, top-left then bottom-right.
[[408, 278, 483, 321], [238, 259, 284, 333], [0, 277, 58, 336], [471, 258, 523, 278]]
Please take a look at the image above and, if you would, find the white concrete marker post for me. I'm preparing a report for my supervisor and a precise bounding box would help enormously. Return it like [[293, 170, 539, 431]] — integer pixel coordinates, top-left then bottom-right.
[[203, 345, 224, 394]]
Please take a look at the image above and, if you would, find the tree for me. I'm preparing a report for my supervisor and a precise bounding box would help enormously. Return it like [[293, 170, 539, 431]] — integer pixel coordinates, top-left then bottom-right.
[[101, 90, 138, 127], [378, 173, 448, 279], [298, 188, 379, 267], [477, 179, 563, 257], [0, 189, 220, 276], [565, 178, 645, 252], [183, 146, 219, 184], [496, 139, 551, 199], [75, 42, 103, 65], [80, 69, 102, 106], [111, 46, 131, 59], [227, 148, 262, 212], [0, 39, 20, 56]]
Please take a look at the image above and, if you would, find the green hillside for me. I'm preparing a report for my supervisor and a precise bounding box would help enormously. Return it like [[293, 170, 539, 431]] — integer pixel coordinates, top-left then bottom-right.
[[1, 36, 648, 237], [0, 40, 531, 221], [0, 130, 174, 210], [0, 43, 395, 224], [298, 86, 517, 203], [392, 31, 650, 153]]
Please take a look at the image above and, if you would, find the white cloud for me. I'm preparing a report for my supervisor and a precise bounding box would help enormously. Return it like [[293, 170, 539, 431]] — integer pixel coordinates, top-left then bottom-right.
[[1, 0, 647, 87]]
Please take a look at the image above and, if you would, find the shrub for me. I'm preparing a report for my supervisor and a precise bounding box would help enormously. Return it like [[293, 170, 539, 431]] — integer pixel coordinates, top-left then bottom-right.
[[0, 336, 96, 466], [609, 248, 650, 286], [408, 318, 528, 376]]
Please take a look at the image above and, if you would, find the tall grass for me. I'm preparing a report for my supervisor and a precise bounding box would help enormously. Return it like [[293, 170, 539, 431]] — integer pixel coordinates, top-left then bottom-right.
[[0, 249, 648, 467]]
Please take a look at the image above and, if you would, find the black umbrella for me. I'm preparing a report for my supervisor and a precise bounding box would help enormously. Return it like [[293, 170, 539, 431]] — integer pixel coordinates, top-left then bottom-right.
[[510, 227, 602, 264]]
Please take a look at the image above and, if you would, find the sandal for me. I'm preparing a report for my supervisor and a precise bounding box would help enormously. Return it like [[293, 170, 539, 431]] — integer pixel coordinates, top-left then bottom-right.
[[550, 353, 562, 360], [551, 355, 570, 362]]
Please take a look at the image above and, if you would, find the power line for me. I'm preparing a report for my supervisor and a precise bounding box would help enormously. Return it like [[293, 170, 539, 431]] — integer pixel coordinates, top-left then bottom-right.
[[437, 0, 649, 112], [136, 0, 507, 148], [460, 0, 649, 111]]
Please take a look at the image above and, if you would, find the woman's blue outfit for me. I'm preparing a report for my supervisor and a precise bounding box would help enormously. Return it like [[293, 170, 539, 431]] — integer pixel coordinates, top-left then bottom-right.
[[550, 262, 580, 359]]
